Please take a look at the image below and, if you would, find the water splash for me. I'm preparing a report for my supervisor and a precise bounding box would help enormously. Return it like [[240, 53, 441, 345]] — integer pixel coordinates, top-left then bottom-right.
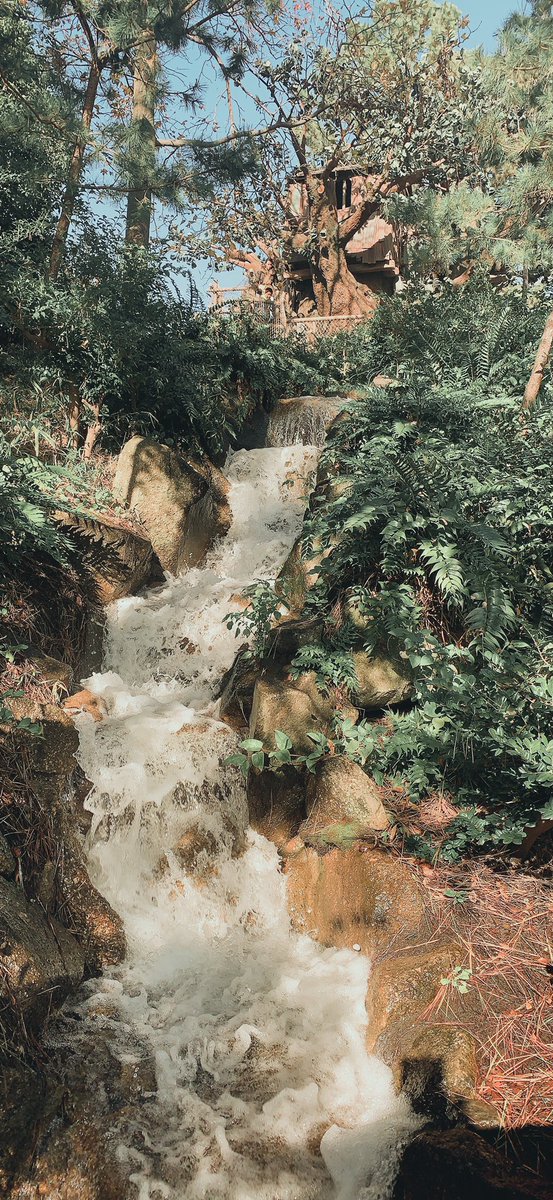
[[63, 444, 418, 1199]]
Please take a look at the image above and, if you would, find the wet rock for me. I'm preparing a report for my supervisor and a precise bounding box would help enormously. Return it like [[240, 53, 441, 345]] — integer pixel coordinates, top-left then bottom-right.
[[64, 688, 108, 723], [365, 944, 460, 1054], [393, 1127, 552, 1200], [57, 847, 126, 972], [285, 846, 425, 958], [249, 671, 356, 755], [181, 460, 233, 567], [0, 877, 84, 1021], [55, 508, 159, 603], [0, 831, 15, 877], [0, 1055, 48, 1193], [3, 701, 79, 775], [300, 757, 390, 840], [113, 434, 208, 573], [266, 395, 348, 448], [351, 648, 413, 709], [172, 825, 219, 873]]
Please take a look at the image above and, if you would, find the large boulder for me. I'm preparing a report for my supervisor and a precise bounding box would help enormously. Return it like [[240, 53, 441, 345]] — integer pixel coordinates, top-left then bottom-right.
[[352, 648, 413, 709], [300, 757, 390, 840], [247, 766, 306, 849], [181, 460, 233, 567], [393, 1128, 552, 1200], [285, 845, 425, 958], [113, 435, 208, 573], [395, 1024, 492, 1124], [365, 943, 460, 1053], [249, 671, 357, 754], [55, 508, 160, 604], [0, 877, 84, 1022], [266, 396, 348, 448], [218, 649, 259, 732]]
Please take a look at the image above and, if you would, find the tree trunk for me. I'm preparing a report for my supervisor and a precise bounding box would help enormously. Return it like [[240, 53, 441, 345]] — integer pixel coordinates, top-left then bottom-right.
[[49, 59, 100, 281], [523, 306, 553, 410], [125, 27, 157, 248], [296, 171, 381, 319]]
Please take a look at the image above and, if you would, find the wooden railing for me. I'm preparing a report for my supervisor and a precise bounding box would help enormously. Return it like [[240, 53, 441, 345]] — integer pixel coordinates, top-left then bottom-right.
[[208, 296, 368, 340]]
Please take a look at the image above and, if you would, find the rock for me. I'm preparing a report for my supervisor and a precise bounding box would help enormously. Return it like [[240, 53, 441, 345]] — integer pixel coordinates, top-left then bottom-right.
[[0, 1055, 47, 1193], [64, 688, 108, 723], [300, 757, 390, 840], [113, 435, 208, 573], [266, 395, 348, 448], [27, 650, 73, 692], [393, 1127, 552, 1200], [0, 831, 15, 877], [247, 766, 306, 849], [0, 877, 84, 1022], [365, 943, 460, 1053], [285, 846, 425, 958], [172, 825, 218, 874], [372, 374, 397, 388], [351, 648, 413, 709], [218, 650, 259, 732], [2, 701, 79, 775], [396, 1025, 484, 1122], [55, 508, 160, 604], [277, 535, 334, 614], [249, 671, 357, 754], [57, 847, 126, 972], [181, 460, 233, 568]]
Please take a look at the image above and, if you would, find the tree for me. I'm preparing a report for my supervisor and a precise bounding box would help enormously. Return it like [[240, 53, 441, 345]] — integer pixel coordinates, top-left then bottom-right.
[[210, 0, 481, 316]]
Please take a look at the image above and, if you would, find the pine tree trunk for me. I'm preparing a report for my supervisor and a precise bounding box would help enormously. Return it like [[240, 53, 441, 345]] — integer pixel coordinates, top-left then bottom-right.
[[125, 27, 157, 248], [49, 59, 100, 281], [523, 307, 553, 410]]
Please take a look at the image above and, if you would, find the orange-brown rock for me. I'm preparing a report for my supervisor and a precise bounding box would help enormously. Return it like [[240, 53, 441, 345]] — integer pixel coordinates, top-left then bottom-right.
[[57, 847, 126, 972], [365, 943, 460, 1054], [285, 845, 425, 958], [300, 757, 390, 840], [55, 508, 160, 603], [64, 688, 107, 723], [250, 672, 356, 755]]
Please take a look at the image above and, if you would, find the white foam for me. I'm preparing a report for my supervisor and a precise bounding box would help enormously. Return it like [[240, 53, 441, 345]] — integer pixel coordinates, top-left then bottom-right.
[[69, 443, 419, 1198]]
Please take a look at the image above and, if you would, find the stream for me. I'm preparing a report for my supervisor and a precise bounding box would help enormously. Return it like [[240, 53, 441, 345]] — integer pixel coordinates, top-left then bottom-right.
[[62, 441, 418, 1199]]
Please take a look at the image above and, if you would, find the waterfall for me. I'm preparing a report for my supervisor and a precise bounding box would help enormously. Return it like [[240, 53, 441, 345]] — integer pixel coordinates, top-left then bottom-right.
[[60, 444, 418, 1200], [266, 398, 345, 448]]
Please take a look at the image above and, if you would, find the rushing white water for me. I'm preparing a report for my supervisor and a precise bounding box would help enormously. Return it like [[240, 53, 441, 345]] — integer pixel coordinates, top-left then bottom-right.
[[266, 398, 345, 448], [68, 444, 418, 1200]]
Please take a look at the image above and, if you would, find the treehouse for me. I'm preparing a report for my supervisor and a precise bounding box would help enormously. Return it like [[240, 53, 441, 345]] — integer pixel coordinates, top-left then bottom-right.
[[283, 165, 401, 320]]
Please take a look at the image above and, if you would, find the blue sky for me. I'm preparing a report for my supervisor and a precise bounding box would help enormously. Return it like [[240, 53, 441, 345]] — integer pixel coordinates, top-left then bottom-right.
[[462, 0, 520, 48]]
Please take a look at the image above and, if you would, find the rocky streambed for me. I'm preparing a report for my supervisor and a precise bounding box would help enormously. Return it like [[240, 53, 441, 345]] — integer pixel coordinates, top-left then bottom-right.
[[1, 399, 551, 1200]]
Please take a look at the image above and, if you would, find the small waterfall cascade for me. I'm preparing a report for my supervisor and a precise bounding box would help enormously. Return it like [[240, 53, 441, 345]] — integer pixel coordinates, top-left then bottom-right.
[[60, 443, 418, 1199], [266, 397, 346, 448]]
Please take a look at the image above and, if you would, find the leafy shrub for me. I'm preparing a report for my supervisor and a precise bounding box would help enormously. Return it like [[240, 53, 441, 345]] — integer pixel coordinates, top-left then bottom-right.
[[235, 287, 553, 859]]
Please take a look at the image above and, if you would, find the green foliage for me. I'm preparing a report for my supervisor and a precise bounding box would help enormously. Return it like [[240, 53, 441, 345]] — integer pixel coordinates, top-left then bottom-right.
[[236, 286, 553, 859], [440, 966, 472, 994]]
